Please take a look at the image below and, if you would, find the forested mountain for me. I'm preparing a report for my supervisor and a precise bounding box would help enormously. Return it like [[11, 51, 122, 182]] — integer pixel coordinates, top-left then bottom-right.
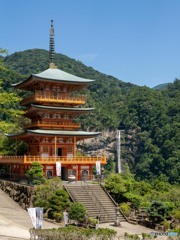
[[0, 49, 179, 184], [152, 83, 170, 90]]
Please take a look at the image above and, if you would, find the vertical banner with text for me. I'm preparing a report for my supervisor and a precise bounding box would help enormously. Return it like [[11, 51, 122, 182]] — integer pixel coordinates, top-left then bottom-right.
[[28, 207, 43, 229], [56, 161, 61, 177], [27, 208, 37, 229]]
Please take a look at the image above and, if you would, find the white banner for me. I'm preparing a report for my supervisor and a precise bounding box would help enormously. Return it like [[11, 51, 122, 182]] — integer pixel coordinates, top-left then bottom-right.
[[96, 161, 101, 175], [27, 208, 36, 228], [28, 207, 43, 229], [56, 161, 61, 176], [36, 207, 43, 229]]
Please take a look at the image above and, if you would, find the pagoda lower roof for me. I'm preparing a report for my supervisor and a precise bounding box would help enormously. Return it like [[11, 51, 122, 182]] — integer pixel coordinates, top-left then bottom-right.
[[5, 129, 100, 139], [12, 68, 94, 88], [28, 104, 94, 112]]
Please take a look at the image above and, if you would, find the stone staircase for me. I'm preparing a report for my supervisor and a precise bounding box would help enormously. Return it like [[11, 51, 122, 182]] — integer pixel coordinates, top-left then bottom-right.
[[64, 182, 127, 223]]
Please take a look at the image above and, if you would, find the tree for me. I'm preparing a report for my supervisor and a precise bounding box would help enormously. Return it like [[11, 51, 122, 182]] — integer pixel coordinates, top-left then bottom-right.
[[33, 177, 63, 210], [147, 201, 168, 223], [105, 173, 128, 202], [49, 189, 71, 222], [0, 49, 24, 133], [26, 162, 45, 185]]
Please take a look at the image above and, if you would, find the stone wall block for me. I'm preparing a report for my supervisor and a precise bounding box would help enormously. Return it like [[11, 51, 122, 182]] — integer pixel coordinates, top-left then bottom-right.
[[0, 180, 34, 210]]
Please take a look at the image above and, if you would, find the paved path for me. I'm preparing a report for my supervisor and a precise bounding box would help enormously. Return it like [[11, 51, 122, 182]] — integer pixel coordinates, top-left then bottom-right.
[[0, 189, 156, 239], [0, 189, 60, 239]]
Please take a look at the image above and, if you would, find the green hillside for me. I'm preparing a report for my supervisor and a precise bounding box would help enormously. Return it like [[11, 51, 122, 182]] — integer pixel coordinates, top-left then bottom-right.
[[152, 83, 170, 90], [0, 49, 179, 184]]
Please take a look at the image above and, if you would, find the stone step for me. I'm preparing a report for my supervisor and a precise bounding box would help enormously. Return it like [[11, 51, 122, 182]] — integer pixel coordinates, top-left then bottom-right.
[[64, 184, 127, 223]]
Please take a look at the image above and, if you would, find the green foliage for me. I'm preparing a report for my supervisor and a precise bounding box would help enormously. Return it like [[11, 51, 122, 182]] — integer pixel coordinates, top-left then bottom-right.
[[123, 192, 143, 209], [68, 202, 86, 223], [161, 219, 170, 230], [29, 226, 117, 240], [25, 162, 45, 185], [173, 210, 180, 221], [104, 156, 116, 174], [147, 201, 168, 222], [105, 173, 128, 202], [105, 172, 180, 223], [88, 217, 99, 226], [33, 177, 63, 210], [124, 232, 141, 240], [119, 202, 131, 217], [105, 173, 127, 194], [49, 189, 71, 221], [33, 177, 70, 222], [0, 54, 25, 134]]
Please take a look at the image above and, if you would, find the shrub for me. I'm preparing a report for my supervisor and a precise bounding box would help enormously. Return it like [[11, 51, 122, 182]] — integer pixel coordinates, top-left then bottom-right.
[[161, 219, 170, 231], [26, 162, 45, 185], [120, 202, 131, 217], [147, 201, 168, 223], [68, 202, 86, 223], [139, 201, 151, 209], [123, 192, 143, 209], [174, 210, 180, 221], [29, 226, 117, 240], [88, 217, 99, 226], [33, 177, 64, 211]]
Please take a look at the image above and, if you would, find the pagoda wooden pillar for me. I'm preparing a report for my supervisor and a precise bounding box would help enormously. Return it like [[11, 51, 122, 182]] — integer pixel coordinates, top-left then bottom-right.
[[74, 137, 76, 157]]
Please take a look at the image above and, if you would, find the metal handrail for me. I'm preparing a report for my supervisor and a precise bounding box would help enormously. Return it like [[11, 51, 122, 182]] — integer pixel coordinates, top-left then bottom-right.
[[81, 180, 109, 222]]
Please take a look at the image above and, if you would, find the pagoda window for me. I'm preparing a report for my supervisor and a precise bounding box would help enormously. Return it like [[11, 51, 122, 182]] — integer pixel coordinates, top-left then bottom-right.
[[52, 113, 56, 118]]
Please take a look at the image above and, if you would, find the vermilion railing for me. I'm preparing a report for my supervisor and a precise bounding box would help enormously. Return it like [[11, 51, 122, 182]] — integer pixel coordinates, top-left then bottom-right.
[[25, 120, 81, 129], [21, 92, 87, 105], [0, 155, 107, 164]]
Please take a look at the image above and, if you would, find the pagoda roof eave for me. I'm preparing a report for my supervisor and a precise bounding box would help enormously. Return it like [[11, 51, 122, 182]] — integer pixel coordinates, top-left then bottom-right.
[[29, 104, 95, 112], [5, 130, 101, 139], [12, 68, 94, 88]]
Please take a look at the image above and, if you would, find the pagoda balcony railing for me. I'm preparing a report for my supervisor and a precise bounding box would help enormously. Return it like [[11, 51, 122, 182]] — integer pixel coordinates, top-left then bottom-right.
[[21, 91, 87, 105], [25, 120, 81, 129], [0, 155, 107, 165]]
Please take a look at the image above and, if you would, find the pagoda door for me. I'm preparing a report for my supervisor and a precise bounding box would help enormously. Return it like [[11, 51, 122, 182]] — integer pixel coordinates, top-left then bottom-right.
[[58, 148, 62, 156]]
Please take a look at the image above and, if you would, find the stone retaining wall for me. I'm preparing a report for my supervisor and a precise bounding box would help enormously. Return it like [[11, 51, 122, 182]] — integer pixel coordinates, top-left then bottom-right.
[[0, 180, 34, 209]]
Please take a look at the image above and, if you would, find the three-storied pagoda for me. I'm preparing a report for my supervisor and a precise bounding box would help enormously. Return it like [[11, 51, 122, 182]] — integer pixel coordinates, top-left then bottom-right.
[[1, 21, 106, 180]]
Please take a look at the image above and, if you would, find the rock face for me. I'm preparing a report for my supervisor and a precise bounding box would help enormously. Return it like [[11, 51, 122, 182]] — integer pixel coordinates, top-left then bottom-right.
[[78, 130, 138, 170], [0, 180, 34, 209]]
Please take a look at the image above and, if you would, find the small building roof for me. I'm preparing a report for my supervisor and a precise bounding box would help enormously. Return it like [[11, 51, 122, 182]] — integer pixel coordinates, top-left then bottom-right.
[[12, 68, 94, 89]]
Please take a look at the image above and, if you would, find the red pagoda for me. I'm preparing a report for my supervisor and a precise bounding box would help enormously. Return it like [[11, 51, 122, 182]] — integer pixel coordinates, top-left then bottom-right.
[[0, 20, 106, 180]]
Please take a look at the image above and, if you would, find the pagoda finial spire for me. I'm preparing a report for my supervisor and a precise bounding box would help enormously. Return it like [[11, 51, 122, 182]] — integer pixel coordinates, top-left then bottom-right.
[[49, 20, 57, 68]]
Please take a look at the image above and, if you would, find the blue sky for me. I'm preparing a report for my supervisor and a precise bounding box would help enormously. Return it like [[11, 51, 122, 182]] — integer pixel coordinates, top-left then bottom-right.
[[1, 0, 180, 88]]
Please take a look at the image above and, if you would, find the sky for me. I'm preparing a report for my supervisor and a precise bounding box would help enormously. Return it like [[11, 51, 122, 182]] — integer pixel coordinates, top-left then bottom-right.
[[1, 0, 180, 88]]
